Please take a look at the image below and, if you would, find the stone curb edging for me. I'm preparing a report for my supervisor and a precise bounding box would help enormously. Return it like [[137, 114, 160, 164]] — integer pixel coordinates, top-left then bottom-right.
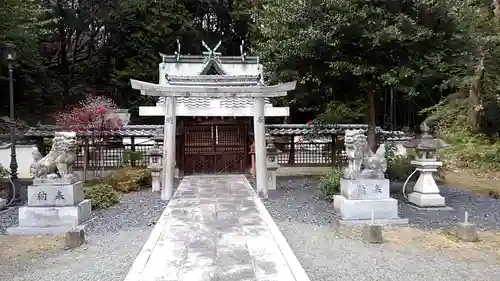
[[122, 201, 172, 281], [242, 176, 311, 281]]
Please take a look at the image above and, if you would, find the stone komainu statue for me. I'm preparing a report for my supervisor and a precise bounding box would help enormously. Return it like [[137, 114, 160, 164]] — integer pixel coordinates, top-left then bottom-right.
[[32, 132, 78, 180], [343, 129, 366, 179], [29, 146, 43, 177], [362, 145, 387, 179], [343, 129, 387, 180]]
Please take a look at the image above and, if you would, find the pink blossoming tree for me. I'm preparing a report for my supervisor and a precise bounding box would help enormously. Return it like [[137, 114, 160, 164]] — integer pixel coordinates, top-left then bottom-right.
[[54, 95, 124, 178]]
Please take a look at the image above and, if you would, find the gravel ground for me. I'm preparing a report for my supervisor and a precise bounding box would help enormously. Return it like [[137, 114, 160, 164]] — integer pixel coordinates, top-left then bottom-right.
[[0, 184, 176, 281], [1, 176, 499, 281], [252, 176, 500, 231], [253, 176, 500, 281]]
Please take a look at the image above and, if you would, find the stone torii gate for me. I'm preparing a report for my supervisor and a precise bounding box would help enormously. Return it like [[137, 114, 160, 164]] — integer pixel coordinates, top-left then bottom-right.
[[130, 79, 297, 200]]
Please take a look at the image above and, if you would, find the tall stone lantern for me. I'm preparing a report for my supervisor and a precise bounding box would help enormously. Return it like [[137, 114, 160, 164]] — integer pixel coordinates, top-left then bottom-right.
[[403, 121, 449, 208], [147, 144, 163, 192]]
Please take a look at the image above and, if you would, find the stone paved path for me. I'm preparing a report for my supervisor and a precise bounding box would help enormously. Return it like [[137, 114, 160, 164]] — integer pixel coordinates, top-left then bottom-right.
[[124, 175, 309, 281]]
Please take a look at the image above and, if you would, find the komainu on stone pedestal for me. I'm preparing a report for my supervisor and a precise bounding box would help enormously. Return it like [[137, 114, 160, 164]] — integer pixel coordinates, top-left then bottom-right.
[[32, 132, 78, 182], [7, 131, 92, 236], [334, 129, 407, 226]]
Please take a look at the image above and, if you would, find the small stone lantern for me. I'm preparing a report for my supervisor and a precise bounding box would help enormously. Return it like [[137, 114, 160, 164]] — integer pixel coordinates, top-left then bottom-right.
[[147, 144, 163, 192], [403, 121, 449, 208], [266, 138, 279, 191]]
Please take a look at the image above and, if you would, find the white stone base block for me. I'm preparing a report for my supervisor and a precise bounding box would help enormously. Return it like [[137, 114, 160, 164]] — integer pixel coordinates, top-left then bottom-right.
[[0, 198, 6, 210], [408, 192, 446, 207], [333, 195, 407, 225], [7, 199, 92, 236]]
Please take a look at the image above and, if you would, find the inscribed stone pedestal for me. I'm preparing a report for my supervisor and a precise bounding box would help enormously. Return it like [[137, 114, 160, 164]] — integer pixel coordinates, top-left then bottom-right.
[[7, 180, 92, 235], [340, 178, 390, 200], [334, 178, 408, 225], [335, 178, 399, 221], [27, 181, 85, 206], [334, 129, 407, 226]]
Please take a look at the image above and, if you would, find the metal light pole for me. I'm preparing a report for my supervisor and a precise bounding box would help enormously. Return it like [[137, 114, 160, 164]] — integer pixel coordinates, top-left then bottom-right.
[[5, 43, 20, 204]]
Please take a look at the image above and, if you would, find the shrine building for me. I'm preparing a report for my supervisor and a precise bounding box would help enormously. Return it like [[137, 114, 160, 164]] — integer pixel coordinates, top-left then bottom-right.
[[133, 41, 296, 199]]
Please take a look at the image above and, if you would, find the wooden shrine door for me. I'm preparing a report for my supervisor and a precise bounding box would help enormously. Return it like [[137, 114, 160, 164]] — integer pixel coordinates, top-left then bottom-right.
[[183, 124, 247, 174]]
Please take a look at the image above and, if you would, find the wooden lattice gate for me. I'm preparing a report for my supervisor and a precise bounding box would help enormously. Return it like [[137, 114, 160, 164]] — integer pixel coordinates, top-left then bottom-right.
[[183, 124, 247, 174]]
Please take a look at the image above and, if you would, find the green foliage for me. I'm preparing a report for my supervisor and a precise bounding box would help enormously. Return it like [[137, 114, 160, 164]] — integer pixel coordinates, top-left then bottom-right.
[[1, 0, 260, 124], [422, 92, 500, 171], [108, 168, 152, 193], [111, 0, 193, 114], [319, 100, 366, 124], [84, 183, 119, 209], [122, 149, 143, 167], [257, 0, 469, 119], [382, 140, 414, 181], [386, 155, 414, 182], [319, 169, 342, 201]]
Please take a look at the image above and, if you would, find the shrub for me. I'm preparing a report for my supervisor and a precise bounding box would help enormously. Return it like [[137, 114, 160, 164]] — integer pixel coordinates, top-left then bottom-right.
[[386, 155, 414, 182], [122, 149, 143, 167], [84, 178, 104, 187], [84, 183, 119, 209], [108, 168, 152, 193], [319, 169, 342, 201]]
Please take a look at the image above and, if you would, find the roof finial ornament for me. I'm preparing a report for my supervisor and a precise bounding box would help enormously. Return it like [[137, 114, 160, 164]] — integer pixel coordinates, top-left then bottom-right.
[[257, 57, 265, 85], [240, 40, 247, 62], [202, 40, 222, 60], [174, 39, 181, 62]]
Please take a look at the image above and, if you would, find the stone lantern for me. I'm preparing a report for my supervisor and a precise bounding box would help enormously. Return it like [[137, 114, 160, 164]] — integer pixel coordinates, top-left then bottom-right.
[[403, 121, 449, 208], [266, 138, 279, 190], [147, 144, 163, 192]]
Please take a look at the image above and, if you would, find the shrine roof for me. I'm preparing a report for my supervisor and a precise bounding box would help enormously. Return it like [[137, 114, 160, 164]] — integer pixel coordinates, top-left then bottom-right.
[[160, 54, 260, 64], [157, 71, 272, 108], [160, 54, 262, 77]]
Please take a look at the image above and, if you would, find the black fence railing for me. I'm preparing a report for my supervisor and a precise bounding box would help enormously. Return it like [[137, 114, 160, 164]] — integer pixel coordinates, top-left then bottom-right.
[[33, 128, 410, 170], [272, 135, 347, 167], [41, 143, 155, 169]]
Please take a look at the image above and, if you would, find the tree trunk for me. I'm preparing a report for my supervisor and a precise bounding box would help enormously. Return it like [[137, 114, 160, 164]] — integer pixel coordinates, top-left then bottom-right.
[[367, 90, 377, 153], [466, 1, 499, 132], [467, 55, 484, 132], [496, 0, 500, 20]]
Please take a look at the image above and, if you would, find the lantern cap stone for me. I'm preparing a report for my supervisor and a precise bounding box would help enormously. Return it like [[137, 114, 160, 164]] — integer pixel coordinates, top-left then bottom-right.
[[403, 120, 449, 150], [151, 128, 164, 141], [147, 145, 163, 155], [266, 142, 278, 154]]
